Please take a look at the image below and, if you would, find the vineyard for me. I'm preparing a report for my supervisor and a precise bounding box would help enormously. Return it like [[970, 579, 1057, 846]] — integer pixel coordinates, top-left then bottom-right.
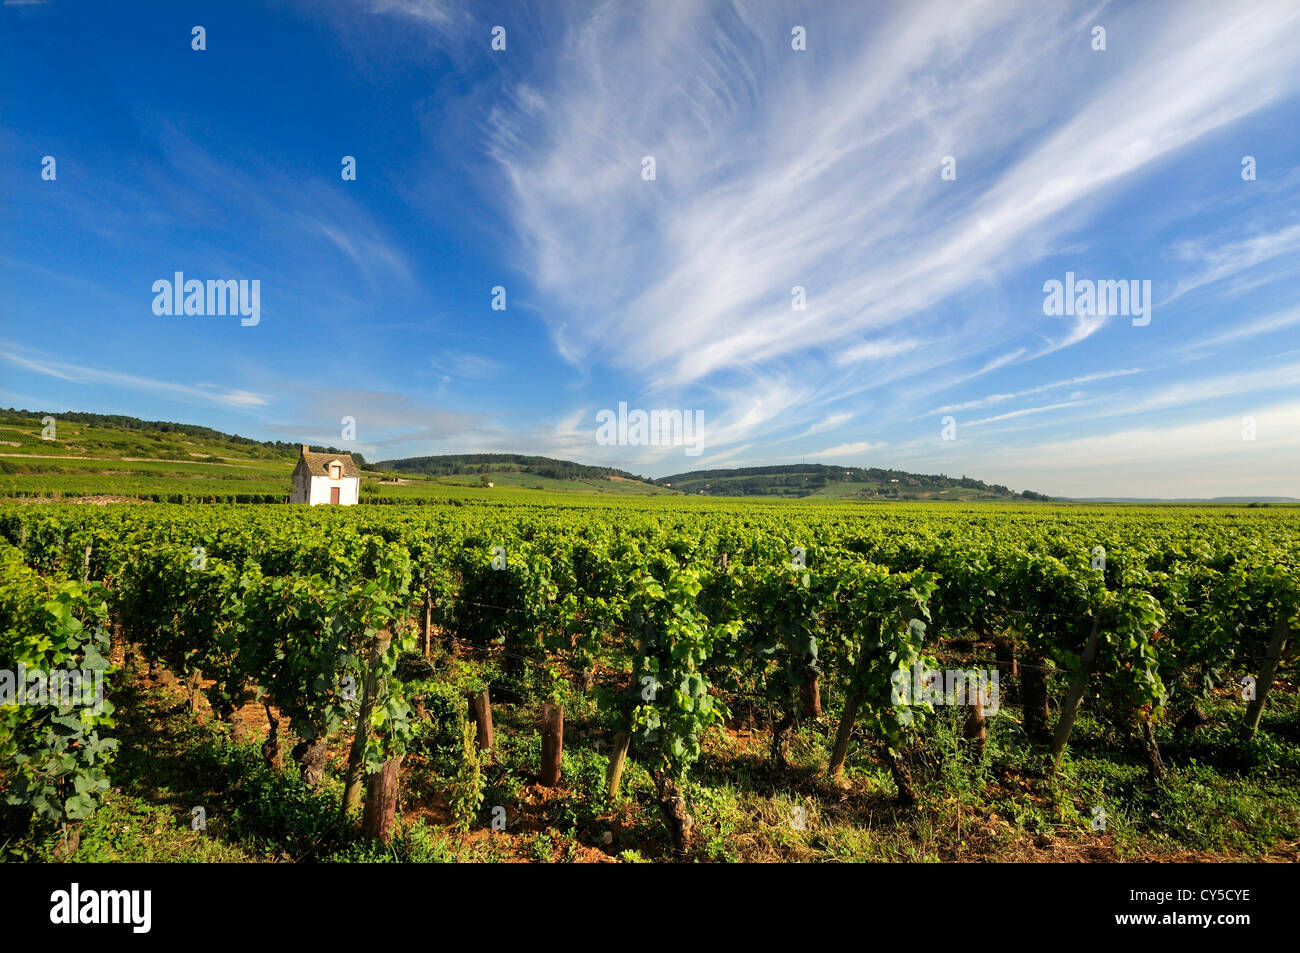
[[1, 499, 1297, 862]]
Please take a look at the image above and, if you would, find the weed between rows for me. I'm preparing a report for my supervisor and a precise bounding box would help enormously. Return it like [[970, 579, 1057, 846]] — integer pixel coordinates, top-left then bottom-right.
[[5, 648, 1295, 863]]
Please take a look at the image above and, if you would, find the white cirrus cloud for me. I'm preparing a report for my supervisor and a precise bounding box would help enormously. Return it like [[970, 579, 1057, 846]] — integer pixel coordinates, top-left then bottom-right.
[[429, 350, 505, 380], [487, 0, 1300, 402], [805, 440, 886, 460], [1179, 303, 1300, 352], [928, 368, 1143, 416], [0, 346, 272, 410]]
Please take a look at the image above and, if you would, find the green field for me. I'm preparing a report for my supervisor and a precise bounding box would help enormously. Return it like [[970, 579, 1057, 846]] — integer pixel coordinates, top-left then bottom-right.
[[2, 495, 1296, 863]]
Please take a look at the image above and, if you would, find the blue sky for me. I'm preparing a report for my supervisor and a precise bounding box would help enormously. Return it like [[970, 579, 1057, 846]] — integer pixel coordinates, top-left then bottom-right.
[[2, 0, 1299, 497]]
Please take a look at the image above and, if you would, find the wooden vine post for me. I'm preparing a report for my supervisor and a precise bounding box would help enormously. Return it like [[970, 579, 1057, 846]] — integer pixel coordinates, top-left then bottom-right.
[[963, 682, 986, 758], [771, 710, 795, 768], [801, 673, 822, 719], [827, 615, 881, 781], [885, 748, 918, 806], [606, 730, 631, 803], [654, 773, 693, 852], [540, 701, 564, 787], [342, 629, 392, 817], [995, 637, 1018, 679], [827, 690, 863, 781], [1051, 618, 1101, 771], [362, 754, 404, 843], [262, 701, 284, 770], [422, 591, 431, 658], [1137, 715, 1164, 780], [1021, 659, 1050, 740], [1244, 617, 1291, 738], [467, 688, 494, 754]]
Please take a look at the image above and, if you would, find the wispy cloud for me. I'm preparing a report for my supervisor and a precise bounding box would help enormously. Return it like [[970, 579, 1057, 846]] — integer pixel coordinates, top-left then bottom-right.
[[0, 345, 272, 410], [475, 0, 1300, 477], [1169, 224, 1300, 300], [928, 369, 1142, 415], [1111, 359, 1300, 418], [1179, 303, 1300, 352], [833, 338, 923, 366], [800, 412, 854, 437], [806, 440, 886, 459], [428, 350, 504, 380], [966, 398, 1092, 427], [367, 0, 453, 27]]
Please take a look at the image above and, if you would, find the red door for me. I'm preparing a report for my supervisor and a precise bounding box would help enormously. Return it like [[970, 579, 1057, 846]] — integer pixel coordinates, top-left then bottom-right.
[[330, 486, 340, 504]]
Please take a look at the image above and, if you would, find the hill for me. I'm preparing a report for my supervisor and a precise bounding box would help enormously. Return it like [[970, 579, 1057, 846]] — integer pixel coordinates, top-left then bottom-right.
[[654, 463, 1052, 500], [0, 408, 363, 465], [377, 453, 652, 484], [0, 409, 1057, 503], [374, 453, 677, 496], [0, 410, 673, 501]]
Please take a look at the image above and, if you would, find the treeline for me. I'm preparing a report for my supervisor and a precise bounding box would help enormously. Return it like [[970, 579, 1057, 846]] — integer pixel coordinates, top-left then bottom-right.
[[379, 453, 648, 483], [0, 409, 368, 466], [306, 445, 371, 467], [656, 463, 1049, 499], [2, 408, 266, 447]]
